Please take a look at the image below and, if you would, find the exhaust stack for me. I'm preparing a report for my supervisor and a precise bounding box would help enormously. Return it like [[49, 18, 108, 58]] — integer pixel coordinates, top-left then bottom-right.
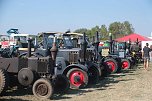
[[50, 37, 58, 66], [27, 38, 32, 57], [94, 31, 100, 61], [80, 32, 87, 64], [109, 33, 113, 54]]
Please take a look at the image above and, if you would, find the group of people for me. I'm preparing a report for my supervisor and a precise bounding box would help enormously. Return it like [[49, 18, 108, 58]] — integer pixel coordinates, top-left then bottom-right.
[[142, 43, 152, 70]]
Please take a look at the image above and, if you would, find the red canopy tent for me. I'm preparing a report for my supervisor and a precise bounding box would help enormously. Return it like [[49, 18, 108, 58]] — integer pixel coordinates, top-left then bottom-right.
[[115, 33, 152, 42]]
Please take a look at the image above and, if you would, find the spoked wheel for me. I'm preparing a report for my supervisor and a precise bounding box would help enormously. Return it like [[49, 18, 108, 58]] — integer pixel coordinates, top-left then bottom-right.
[[121, 58, 131, 70], [0, 69, 9, 95], [88, 67, 99, 84], [53, 74, 70, 93], [32, 78, 53, 99], [104, 58, 118, 73], [66, 68, 88, 89]]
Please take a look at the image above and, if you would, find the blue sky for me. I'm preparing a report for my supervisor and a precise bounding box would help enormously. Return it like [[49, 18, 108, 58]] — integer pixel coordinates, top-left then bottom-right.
[[0, 0, 152, 36]]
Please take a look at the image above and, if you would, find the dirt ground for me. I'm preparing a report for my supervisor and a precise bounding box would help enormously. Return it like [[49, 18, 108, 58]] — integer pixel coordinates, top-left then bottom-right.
[[1, 63, 152, 101]]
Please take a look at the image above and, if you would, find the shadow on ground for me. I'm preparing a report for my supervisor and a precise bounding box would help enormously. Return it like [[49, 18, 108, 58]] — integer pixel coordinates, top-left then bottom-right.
[[4, 87, 33, 96], [0, 98, 29, 101], [1, 67, 138, 101]]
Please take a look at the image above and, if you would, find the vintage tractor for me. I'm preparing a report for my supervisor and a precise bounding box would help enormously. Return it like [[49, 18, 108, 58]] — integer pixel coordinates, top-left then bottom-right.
[[117, 41, 136, 69], [103, 34, 133, 72], [94, 32, 132, 73], [130, 38, 142, 64], [65, 32, 109, 77], [62, 32, 122, 74], [0, 38, 69, 99], [88, 32, 119, 74], [104, 33, 122, 73], [20, 32, 100, 89]]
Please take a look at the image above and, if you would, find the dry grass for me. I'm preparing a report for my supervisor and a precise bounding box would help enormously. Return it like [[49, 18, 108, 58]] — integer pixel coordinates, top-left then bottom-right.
[[1, 63, 152, 101]]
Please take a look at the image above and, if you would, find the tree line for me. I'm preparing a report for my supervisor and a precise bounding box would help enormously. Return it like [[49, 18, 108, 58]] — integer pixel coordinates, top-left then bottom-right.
[[73, 21, 134, 41]]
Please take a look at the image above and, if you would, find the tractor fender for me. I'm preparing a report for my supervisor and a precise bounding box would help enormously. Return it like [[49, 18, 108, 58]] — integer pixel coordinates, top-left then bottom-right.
[[100, 56, 106, 62], [104, 55, 120, 63], [100, 56, 112, 62], [62, 64, 88, 76], [55, 57, 88, 75], [85, 62, 101, 77]]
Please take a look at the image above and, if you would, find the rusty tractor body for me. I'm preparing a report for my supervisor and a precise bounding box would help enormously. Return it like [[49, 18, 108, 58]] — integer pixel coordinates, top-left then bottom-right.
[[0, 38, 69, 99]]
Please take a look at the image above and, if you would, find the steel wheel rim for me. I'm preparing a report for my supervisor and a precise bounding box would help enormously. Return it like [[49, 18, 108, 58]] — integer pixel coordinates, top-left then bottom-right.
[[122, 61, 129, 69], [35, 83, 48, 96], [106, 61, 116, 72], [69, 70, 85, 87]]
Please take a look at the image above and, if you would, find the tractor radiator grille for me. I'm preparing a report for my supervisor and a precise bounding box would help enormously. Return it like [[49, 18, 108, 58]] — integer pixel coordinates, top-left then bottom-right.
[[69, 51, 79, 64], [69, 49, 94, 64], [86, 50, 94, 61]]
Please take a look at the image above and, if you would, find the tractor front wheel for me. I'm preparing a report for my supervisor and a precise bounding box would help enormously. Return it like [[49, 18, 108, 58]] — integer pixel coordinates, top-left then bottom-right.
[[66, 68, 88, 89], [104, 58, 118, 73], [121, 58, 131, 70], [32, 78, 53, 99]]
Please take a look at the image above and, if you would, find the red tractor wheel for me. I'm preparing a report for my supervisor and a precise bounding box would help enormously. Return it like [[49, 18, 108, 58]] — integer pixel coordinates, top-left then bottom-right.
[[104, 58, 118, 73], [121, 58, 131, 70], [66, 68, 88, 89]]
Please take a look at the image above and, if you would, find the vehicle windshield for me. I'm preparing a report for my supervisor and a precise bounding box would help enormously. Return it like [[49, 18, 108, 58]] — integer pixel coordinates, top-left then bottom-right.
[[63, 36, 73, 48], [47, 35, 54, 48], [0, 36, 9, 41], [14, 36, 27, 43]]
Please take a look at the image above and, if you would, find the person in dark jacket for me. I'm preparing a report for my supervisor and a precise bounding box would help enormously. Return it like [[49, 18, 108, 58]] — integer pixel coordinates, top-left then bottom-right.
[[142, 43, 151, 70]]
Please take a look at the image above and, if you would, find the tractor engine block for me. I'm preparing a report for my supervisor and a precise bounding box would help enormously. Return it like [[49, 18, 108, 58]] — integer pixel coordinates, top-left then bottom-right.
[[28, 57, 53, 75]]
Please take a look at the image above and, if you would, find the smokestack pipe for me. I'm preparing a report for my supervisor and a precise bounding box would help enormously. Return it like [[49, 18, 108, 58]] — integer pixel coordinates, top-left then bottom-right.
[[109, 33, 113, 54], [80, 32, 87, 64], [27, 38, 32, 57], [50, 37, 58, 65], [94, 31, 100, 61]]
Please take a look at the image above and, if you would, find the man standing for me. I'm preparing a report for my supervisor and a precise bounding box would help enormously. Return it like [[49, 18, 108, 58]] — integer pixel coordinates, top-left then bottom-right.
[[142, 43, 151, 70]]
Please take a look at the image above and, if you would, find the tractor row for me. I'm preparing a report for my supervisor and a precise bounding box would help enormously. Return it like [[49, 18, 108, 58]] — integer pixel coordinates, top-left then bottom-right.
[[0, 31, 140, 100]]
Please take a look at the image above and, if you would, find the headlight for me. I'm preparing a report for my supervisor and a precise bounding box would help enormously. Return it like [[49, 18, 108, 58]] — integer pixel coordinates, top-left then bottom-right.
[[56, 62, 62, 70]]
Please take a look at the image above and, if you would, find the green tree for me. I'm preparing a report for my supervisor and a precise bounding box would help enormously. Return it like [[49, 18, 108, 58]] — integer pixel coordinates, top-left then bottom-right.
[[100, 24, 108, 40], [109, 22, 122, 39], [74, 28, 88, 34], [123, 21, 134, 35], [89, 26, 100, 38], [74, 21, 135, 40], [108, 21, 134, 39]]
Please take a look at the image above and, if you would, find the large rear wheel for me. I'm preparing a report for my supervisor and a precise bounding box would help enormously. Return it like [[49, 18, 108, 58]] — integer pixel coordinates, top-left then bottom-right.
[[104, 58, 118, 73], [0, 69, 9, 95], [66, 68, 88, 89], [53, 74, 69, 93], [88, 67, 99, 84]]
